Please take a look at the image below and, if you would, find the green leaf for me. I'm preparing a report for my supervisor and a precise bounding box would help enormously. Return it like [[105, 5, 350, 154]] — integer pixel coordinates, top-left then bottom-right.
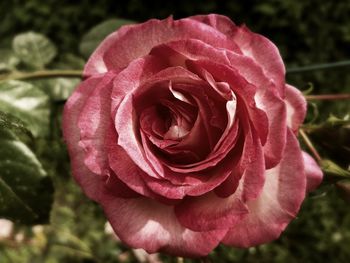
[[321, 159, 350, 178], [301, 82, 314, 95], [12, 32, 57, 69], [0, 80, 50, 137], [0, 128, 53, 224], [0, 49, 20, 72], [0, 111, 33, 139], [54, 53, 85, 70], [326, 114, 350, 126], [79, 18, 135, 58], [33, 78, 79, 101]]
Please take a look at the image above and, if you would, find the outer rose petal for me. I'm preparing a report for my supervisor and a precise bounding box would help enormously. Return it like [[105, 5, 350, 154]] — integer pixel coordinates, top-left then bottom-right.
[[63, 76, 106, 202], [174, 192, 248, 232], [302, 151, 323, 192], [191, 14, 286, 96], [285, 84, 307, 133], [100, 193, 227, 257], [78, 71, 117, 175], [222, 129, 306, 247], [256, 90, 286, 168], [85, 16, 241, 76], [190, 14, 239, 37]]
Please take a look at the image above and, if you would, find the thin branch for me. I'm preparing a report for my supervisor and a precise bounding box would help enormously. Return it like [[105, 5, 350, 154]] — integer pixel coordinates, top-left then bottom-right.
[[287, 60, 350, 74], [0, 70, 83, 82], [299, 129, 321, 162], [305, 93, 350, 101]]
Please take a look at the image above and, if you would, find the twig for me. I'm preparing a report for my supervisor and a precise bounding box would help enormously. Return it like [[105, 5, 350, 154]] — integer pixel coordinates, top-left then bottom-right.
[[0, 70, 82, 83], [305, 93, 350, 101], [299, 129, 321, 162], [287, 60, 350, 74]]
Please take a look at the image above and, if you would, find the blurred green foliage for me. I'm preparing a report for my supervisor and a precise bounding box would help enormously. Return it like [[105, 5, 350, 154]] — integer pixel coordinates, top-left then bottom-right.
[[0, 1, 350, 262]]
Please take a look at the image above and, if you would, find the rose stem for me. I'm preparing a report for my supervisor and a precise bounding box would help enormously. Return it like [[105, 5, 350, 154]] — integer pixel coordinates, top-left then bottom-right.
[[299, 129, 322, 162], [287, 60, 350, 73], [304, 93, 350, 101], [0, 70, 83, 82]]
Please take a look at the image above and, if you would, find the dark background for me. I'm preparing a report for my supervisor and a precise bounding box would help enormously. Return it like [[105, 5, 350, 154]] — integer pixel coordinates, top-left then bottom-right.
[[1, 1, 350, 262]]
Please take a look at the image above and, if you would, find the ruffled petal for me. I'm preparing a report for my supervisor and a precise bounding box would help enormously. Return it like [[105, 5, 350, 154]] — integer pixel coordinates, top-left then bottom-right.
[[62, 75, 105, 201], [191, 14, 286, 96], [285, 84, 307, 133], [190, 14, 239, 38], [114, 92, 160, 179], [111, 55, 166, 116], [100, 194, 227, 257], [151, 38, 286, 168], [85, 16, 241, 76], [188, 60, 269, 146], [222, 129, 306, 247], [225, 51, 287, 168], [302, 151, 323, 192], [175, 192, 248, 231], [77, 71, 117, 175]]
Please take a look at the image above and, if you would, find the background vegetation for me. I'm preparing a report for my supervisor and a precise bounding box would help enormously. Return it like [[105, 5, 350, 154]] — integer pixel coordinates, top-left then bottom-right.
[[0, 1, 349, 262]]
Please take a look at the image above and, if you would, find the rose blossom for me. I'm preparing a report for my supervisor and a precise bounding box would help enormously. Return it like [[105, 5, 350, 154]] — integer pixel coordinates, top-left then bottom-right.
[[63, 14, 323, 257]]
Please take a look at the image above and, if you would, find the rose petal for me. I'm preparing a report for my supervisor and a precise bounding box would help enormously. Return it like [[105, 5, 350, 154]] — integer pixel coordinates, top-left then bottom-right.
[[215, 114, 265, 200], [190, 14, 239, 39], [138, 140, 240, 199], [149, 38, 231, 69], [225, 51, 287, 168], [255, 89, 287, 169], [231, 25, 288, 95], [85, 16, 241, 77], [238, 125, 266, 201], [62, 75, 105, 201], [107, 135, 161, 199], [285, 84, 307, 133], [191, 14, 286, 96], [105, 170, 140, 198], [115, 93, 161, 179], [302, 151, 323, 192], [189, 60, 269, 146], [222, 129, 306, 247], [111, 55, 166, 116], [151, 38, 285, 169], [175, 192, 248, 231], [100, 194, 227, 257], [77, 71, 117, 175]]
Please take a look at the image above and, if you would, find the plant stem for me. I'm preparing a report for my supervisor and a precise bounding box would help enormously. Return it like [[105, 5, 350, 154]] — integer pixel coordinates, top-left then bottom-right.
[[299, 129, 321, 162], [0, 70, 83, 82], [287, 60, 350, 73], [304, 93, 350, 101]]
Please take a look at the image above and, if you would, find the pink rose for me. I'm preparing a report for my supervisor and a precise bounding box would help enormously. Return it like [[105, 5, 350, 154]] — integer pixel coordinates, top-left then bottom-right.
[[63, 14, 323, 257]]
